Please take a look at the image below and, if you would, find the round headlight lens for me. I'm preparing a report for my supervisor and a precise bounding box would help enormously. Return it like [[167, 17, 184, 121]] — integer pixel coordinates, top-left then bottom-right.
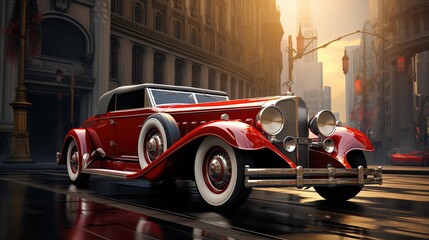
[[323, 138, 335, 153], [309, 110, 337, 137], [257, 106, 284, 135], [283, 136, 297, 152]]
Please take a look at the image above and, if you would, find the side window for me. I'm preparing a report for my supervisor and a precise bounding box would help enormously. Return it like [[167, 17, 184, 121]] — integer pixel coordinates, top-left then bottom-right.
[[107, 94, 117, 112], [116, 90, 145, 110]]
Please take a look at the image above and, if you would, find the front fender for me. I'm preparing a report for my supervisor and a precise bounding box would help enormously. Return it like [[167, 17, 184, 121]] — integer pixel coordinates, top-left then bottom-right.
[[131, 120, 295, 180], [310, 126, 374, 168], [57, 128, 93, 165]]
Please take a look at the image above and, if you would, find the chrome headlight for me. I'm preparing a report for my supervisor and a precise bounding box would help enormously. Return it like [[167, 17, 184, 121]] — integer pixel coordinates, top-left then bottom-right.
[[309, 110, 336, 137], [283, 136, 297, 152], [256, 106, 284, 135]]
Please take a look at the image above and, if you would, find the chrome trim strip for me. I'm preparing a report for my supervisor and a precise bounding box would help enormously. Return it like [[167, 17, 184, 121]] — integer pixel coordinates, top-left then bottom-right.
[[244, 165, 382, 188]]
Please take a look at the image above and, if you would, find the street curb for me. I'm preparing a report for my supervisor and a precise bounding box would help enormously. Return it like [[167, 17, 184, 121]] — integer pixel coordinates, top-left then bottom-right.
[[369, 165, 429, 175]]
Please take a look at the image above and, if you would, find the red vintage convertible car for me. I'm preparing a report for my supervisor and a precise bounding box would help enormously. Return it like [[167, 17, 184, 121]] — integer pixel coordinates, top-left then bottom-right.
[[56, 83, 382, 210]]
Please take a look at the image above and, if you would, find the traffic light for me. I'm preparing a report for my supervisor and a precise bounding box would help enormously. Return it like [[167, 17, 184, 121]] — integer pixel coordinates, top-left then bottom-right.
[[396, 55, 405, 72], [354, 77, 362, 96]]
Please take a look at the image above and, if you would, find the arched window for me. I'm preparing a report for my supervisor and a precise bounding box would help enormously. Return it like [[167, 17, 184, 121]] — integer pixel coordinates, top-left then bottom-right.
[[206, 34, 214, 52], [133, 2, 143, 24], [132, 45, 144, 84], [154, 12, 164, 32], [41, 18, 86, 61], [174, 21, 182, 39], [110, 37, 119, 79]]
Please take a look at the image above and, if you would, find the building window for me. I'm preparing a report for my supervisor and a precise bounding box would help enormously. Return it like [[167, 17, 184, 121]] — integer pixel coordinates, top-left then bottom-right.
[[174, 21, 183, 39], [110, 37, 119, 79], [41, 18, 86, 61], [154, 52, 165, 83], [218, 40, 224, 57], [208, 69, 216, 89], [220, 73, 227, 92], [206, 34, 214, 52], [112, 0, 123, 15], [132, 45, 144, 84], [192, 64, 200, 87], [175, 59, 184, 86], [154, 12, 164, 32], [191, 28, 198, 46], [133, 2, 144, 24]]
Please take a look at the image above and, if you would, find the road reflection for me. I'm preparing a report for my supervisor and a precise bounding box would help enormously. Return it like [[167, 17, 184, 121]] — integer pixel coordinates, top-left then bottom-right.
[[59, 185, 233, 240]]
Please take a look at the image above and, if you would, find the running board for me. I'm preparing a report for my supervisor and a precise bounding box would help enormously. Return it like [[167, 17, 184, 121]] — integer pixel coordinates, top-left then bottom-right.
[[82, 168, 137, 179]]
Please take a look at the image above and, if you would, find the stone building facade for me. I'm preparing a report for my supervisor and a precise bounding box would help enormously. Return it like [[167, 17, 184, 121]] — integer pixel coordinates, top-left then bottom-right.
[[368, 0, 429, 154], [0, 0, 283, 162]]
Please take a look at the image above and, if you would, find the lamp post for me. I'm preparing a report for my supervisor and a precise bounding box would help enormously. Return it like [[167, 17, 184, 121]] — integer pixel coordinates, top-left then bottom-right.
[[286, 29, 402, 94], [7, 0, 33, 163], [285, 27, 317, 93]]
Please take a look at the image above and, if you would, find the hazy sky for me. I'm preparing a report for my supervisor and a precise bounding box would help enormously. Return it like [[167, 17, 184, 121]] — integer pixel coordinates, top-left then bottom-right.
[[276, 0, 369, 121]]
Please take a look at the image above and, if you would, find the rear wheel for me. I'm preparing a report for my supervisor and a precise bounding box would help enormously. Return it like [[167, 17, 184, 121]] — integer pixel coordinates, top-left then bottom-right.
[[138, 113, 180, 169], [66, 139, 90, 185], [194, 136, 252, 211], [314, 151, 366, 202]]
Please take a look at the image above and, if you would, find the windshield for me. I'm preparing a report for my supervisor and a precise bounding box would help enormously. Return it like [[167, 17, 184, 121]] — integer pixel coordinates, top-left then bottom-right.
[[149, 88, 228, 106]]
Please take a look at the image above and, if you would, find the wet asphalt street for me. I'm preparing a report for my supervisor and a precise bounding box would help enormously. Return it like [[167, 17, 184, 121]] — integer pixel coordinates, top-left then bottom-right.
[[0, 166, 428, 240]]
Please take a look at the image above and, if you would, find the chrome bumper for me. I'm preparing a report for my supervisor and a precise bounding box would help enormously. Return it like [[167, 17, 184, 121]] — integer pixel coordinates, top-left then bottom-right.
[[244, 165, 382, 188]]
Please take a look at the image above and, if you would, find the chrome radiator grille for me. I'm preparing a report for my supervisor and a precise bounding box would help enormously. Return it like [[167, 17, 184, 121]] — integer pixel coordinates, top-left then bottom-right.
[[275, 97, 309, 167]]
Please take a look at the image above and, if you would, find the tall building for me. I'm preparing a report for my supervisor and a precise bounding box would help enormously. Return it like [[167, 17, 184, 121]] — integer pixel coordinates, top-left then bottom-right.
[[0, 0, 283, 163], [290, 0, 324, 117]]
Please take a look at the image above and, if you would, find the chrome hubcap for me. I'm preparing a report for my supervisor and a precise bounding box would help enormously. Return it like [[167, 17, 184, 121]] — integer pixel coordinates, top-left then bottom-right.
[[70, 148, 79, 173], [205, 149, 231, 192], [146, 130, 163, 162]]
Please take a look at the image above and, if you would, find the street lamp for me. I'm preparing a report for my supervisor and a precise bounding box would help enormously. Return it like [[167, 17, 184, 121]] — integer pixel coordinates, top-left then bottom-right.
[[7, 0, 32, 163], [342, 49, 349, 75]]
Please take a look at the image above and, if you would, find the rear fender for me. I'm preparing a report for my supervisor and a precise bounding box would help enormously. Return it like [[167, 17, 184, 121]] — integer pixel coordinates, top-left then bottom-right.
[[310, 126, 374, 168]]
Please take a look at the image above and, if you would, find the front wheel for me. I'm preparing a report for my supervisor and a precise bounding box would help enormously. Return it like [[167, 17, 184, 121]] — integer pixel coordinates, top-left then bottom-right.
[[194, 136, 252, 211], [314, 151, 367, 202], [66, 139, 90, 185]]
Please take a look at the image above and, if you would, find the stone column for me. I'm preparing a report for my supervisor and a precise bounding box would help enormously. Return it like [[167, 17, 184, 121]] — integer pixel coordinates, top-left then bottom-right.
[[92, 0, 111, 114], [144, 46, 154, 83]]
